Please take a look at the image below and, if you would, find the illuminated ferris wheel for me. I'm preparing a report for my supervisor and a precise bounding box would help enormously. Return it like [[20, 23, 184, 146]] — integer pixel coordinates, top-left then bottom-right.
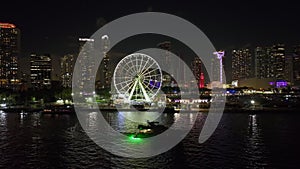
[[113, 53, 162, 103]]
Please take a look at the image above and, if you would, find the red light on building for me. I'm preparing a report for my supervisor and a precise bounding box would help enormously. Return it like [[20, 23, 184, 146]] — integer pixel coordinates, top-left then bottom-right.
[[0, 23, 16, 28], [199, 73, 205, 88]]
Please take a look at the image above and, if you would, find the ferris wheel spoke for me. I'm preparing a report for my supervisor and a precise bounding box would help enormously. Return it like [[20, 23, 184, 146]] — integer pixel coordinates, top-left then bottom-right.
[[125, 81, 135, 95], [140, 57, 150, 74], [114, 76, 132, 79], [142, 68, 159, 77], [130, 56, 138, 74], [124, 66, 135, 76], [143, 78, 157, 84], [135, 56, 139, 73], [141, 81, 155, 95], [138, 55, 144, 72], [118, 80, 134, 92], [129, 66, 138, 76], [124, 62, 136, 76], [143, 79, 159, 90], [128, 79, 139, 101], [143, 74, 160, 79], [137, 80, 151, 102], [115, 79, 133, 86], [141, 61, 156, 75]]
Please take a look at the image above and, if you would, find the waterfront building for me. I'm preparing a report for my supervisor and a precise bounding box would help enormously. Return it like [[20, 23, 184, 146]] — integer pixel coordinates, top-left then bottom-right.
[[77, 38, 95, 94], [157, 41, 172, 87], [191, 57, 203, 88], [213, 51, 225, 83], [0, 22, 20, 88], [255, 44, 286, 80], [293, 45, 300, 86], [232, 48, 252, 81], [30, 53, 52, 89], [272, 44, 286, 79], [101, 35, 111, 88], [255, 46, 272, 78], [60, 54, 74, 88]]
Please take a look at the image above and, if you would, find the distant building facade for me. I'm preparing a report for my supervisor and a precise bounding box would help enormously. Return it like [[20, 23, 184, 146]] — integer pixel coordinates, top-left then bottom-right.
[[255, 44, 286, 80], [101, 35, 111, 88], [255, 46, 272, 78], [232, 48, 252, 80], [293, 45, 300, 86], [30, 54, 52, 89], [157, 41, 172, 87], [60, 54, 74, 88], [272, 44, 285, 79], [191, 57, 202, 87], [77, 38, 95, 93], [0, 22, 20, 88]]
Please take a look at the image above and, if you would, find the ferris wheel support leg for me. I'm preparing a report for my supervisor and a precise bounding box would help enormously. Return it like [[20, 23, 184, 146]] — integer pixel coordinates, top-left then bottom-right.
[[128, 79, 139, 101], [138, 80, 151, 102]]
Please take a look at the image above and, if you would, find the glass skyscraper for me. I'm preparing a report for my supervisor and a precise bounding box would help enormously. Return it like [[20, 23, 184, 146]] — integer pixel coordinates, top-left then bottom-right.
[[0, 22, 20, 88]]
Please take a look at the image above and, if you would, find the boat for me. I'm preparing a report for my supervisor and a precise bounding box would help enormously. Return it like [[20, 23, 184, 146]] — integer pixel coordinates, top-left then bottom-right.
[[129, 120, 168, 138], [130, 102, 152, 111], [42, 104, 74, 114], [130, 104, 148, 111]]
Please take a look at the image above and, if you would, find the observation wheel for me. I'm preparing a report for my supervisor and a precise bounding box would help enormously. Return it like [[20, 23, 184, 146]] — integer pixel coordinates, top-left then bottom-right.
[[113, 53, 162, 103]]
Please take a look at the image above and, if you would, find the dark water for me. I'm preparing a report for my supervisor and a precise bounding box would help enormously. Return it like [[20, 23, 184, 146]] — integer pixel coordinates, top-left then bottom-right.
[[0, 110, 300, 169]]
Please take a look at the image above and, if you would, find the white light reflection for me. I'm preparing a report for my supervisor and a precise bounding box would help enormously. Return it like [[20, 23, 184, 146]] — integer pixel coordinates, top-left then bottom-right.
[[0, 110, 6, 126], [119, 111, 161, 123], [87, 112, 98, 128]]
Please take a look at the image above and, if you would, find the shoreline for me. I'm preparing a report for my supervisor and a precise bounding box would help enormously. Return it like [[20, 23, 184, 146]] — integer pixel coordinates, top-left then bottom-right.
[[0, 105, 299, 114]]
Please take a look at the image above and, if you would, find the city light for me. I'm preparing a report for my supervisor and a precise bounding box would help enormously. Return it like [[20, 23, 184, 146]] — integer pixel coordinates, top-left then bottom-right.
[[78, 38, 94, 42], [0, 22, 16, 28]]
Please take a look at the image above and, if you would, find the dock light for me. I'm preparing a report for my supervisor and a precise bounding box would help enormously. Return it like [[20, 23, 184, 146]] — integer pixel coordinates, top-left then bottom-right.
[[250, 100, 255, 104]]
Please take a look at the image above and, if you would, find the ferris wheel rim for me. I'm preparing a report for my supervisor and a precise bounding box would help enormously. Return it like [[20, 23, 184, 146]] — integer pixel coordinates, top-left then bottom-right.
[[113, 53, 162, 102]]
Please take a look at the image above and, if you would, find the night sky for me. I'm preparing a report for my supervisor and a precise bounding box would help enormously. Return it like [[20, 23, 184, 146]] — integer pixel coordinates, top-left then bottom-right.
[[1, 1, 300, 77]]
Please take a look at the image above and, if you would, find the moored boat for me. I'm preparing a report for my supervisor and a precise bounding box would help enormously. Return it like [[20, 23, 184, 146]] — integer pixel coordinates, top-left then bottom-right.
[[42, 104, 74, 114]]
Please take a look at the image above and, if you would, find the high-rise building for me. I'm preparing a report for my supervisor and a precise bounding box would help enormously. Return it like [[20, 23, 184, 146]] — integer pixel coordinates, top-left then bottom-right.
[[0, 22, 20, 88], [60, 54, 74, 88], [285, 54, 294, 84], [255, 44, 286, 80], [30, 54, 52, 89], [101, 35, 111, 88], [232, 48, 252, 80], [213, 51, 225, 83], [255, 46, 271, 78], [210, 57, 219, 82], [157, 41, 172, 87], [78, 38, 95, 93], [191, 57, 202, 87], [293, 45, 300, 85], [157, 41, 171, 67], [272, 44, 285, 79]]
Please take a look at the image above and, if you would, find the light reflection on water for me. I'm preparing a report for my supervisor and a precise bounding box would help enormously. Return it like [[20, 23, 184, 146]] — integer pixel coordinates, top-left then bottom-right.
[[0, 111, 299, 168], [0, 110, 7, 126], [118, 111, 163, 123]]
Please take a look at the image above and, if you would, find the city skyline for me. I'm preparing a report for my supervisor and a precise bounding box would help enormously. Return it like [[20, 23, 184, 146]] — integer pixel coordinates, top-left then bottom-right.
[[1, 3, 300, 168], [2, 1, 300, 87], [2, 20, 300, 89]]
